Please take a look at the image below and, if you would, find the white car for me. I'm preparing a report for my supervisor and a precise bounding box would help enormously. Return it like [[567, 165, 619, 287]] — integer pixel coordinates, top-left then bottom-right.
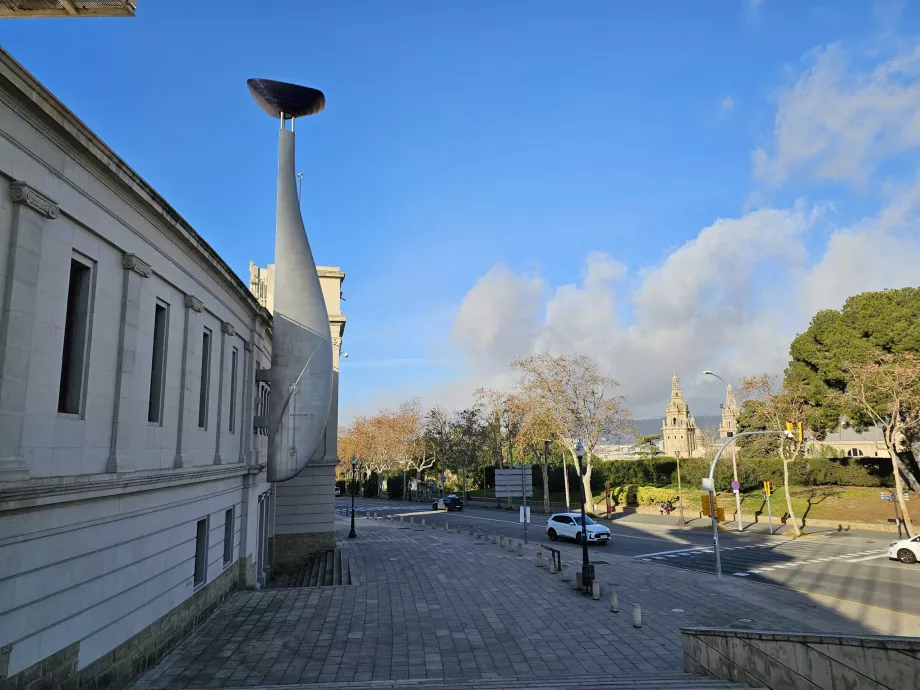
[[888, 535, 920, 564], [546, 512, 610, 545], [334, 485, 341, 497]]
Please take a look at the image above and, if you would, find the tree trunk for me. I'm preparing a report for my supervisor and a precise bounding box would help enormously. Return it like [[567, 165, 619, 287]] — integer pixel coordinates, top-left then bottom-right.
[[891, 446, 915, 538], [782, 458, 801, 536], [402, 468, 407, 501], [562, 451, 571, 511], [541, 460, 550, 513], [894, 450, 920, 493], [582, 465, 593, 514]]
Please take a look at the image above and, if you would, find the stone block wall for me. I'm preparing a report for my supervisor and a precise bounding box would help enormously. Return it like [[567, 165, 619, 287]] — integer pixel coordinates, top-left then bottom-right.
[[681, 627, 920, 689]]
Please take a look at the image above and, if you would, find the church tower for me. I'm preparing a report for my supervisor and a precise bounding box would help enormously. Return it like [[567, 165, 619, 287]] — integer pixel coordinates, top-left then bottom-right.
[[662, 373, 705, 457], [719, 384, 739, 439]]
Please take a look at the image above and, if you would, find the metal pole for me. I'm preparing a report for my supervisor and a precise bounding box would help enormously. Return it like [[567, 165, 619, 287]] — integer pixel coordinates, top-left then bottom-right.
[[348, 462, 357, 539], [522, 462, 528, 544], [676, 450, 685, 525], [731, 440, 742, 531], [894, 495, 903, 540], [709, 488, 721, 577], [767, 493, 774, 535]]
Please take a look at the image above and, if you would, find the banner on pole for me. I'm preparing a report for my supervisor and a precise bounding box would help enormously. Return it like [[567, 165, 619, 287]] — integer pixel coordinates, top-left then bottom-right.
[[495, 466, 534, 497]]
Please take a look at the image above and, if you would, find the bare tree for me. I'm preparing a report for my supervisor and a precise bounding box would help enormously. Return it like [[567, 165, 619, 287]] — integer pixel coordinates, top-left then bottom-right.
[[738, 374, 811, 536], [513, 354, 632, 510], [838, 354, 920, 537]]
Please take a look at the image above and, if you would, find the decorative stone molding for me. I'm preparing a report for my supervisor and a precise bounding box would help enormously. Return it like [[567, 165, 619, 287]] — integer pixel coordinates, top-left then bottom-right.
[[265, 326, 272, 339], [10, 180, 59, 219], [221, 322, 235, 336], [331, 336, 342, 353], [122, 253, 152, 277], [184, 295, 204, 312], [244, 341, 254, 352]]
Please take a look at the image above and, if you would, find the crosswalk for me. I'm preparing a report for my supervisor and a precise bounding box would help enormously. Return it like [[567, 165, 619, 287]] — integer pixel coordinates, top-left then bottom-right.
[[635, 540, 888, 578]]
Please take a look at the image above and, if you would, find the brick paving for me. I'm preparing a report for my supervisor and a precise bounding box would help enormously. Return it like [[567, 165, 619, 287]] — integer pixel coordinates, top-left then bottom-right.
[[132, 515, 920, 689]]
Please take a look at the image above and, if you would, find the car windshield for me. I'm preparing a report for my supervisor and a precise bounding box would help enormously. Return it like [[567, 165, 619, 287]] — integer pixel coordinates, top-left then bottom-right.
[[574, 516, 596, 525]]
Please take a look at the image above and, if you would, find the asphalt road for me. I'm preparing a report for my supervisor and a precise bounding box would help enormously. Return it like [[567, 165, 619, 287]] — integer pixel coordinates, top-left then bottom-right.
[[337, 496, 920, 618]]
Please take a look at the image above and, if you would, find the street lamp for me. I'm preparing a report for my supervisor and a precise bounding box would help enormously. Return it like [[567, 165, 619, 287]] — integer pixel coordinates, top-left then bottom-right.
[[575, 441, 594, 594], [348, 454, 358, 539], [704, 370, 743, 532]]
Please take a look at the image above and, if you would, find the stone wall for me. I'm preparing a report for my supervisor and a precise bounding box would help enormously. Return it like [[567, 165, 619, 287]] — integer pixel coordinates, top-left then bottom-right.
[[269, 531, 336, 574], [0, 559, 240, 690], [681, 627, 920, 689]]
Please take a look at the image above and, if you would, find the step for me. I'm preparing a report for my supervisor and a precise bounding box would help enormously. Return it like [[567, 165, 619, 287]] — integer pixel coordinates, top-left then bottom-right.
[[185, 671, 748, 689], [333, 547, 343, 585], [323, 548, 335, 585]]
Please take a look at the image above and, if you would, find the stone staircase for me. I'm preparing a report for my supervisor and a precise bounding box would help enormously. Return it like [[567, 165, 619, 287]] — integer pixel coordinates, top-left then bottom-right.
[[267, 547, 357, 588], [192, 671, 748, 689]]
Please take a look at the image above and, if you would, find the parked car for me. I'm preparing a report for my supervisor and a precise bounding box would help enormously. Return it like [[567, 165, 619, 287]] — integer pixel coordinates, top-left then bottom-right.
[[432, 494, 464, 511], [546, 512, 610, 545], [334, 485, 341, 497], [888, 535, 920, 564]]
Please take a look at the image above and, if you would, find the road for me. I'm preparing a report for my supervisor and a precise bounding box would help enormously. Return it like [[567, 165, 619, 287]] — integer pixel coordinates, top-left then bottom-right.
[[337, 496, 920, 618]]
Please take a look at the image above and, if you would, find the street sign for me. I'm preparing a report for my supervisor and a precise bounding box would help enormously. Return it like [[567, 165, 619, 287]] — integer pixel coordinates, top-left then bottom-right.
[[881, 492, 909, 501], [731, 480, 740, 492], [702, 478, 714, 492], [495, 466, 533, 497], [440, 474, 446, 483], [882, 492, 892, 501], [519, 506, 531, 524]]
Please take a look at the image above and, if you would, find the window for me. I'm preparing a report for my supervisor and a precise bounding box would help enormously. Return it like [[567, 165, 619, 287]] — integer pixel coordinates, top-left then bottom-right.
[[223, 508, 234, 565], [198, 329, 212, 428], [229, 348, 238, 433], [148, 302, 168, 423], [194, 517, 209, 586], [58, 258, 93, 414]]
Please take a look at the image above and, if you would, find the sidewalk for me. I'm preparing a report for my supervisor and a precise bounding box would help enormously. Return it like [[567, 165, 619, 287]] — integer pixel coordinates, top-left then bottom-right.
[[132, 514, 920, 689]]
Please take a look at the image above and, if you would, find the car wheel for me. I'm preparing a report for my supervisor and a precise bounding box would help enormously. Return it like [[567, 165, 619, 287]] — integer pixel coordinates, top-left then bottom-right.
[[600, 541, 609, 546], [548, 529, 558, 541], [897, 548, 918, 564], [432, 504, 438, 511], [575, 532, 583, 545], [458, 506, 463, 511]]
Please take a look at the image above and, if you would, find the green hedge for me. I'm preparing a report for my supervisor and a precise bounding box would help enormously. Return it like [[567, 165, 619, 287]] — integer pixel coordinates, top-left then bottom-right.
[[606, 485, 679, 507], [588, 455, 893, 492]]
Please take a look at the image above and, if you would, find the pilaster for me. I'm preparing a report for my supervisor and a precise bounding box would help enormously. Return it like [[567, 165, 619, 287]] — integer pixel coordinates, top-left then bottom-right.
[[107, 253, 151, 473], [0, 181, 59, 481], [174, 294, 204, 468], [213, 321, 234, 464]]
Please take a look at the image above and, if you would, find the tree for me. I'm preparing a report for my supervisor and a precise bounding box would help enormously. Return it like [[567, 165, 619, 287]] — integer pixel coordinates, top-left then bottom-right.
[[635, 435, 663, 458], [786, 287, 920, 491], [453, 408, 485, 503], [837, 354, 920, 537], [511, 393, 558, 513], [513, 353, 633, 511], [738, 374, 812, 536], [474, 388, 523, 508]]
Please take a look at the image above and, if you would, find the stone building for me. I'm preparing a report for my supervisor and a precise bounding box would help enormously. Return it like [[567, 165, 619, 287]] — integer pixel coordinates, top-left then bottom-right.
[[719, 384, 739, 439], [0, 49, 342, 689], [661, 373, 707, 458]]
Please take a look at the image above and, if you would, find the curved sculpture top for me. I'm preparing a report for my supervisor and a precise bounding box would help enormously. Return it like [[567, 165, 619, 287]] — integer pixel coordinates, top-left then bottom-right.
[[247, 78, 326, 119]]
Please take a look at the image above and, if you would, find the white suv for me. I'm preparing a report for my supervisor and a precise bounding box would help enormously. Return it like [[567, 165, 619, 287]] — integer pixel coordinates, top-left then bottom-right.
[[546, 512, 610, 545], [888, 535, 919, 564]]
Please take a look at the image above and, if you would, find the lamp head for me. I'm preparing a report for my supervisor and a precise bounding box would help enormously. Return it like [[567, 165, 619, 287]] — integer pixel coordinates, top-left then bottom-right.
[[703, 370, 714, 376], [350, 454, 358, 467], [575, 440, 585, 461]]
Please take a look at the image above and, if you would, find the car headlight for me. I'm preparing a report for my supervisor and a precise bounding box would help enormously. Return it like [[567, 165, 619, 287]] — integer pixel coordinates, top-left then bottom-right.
[[889, 542, 898, 547]]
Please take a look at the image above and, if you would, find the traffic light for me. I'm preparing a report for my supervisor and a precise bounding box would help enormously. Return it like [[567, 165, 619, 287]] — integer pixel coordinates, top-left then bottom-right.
[[763, 480, 773, 496], [785, 421, 804, 442]]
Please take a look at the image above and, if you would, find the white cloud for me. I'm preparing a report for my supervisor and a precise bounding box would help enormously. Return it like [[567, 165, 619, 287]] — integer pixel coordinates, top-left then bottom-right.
[[753, 42, 920, 187], [720, 96, 735, 111]]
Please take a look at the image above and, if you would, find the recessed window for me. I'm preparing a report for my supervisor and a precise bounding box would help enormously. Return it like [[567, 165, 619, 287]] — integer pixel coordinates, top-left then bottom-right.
[[148, 302, 169, 423], [198, 329, 212, 428], [194, 517, 209, 586], [58, 258, 93, 414], [229, 348, 238, 434], [223, 508, 234, 565]]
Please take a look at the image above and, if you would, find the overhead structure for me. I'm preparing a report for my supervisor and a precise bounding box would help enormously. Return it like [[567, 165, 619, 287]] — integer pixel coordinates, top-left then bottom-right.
[[0, 1, 136, 17], [248, 77, 333, 483]]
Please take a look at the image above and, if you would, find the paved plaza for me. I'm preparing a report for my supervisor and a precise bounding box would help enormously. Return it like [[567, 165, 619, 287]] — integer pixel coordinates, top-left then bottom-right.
[[132, 514, 920, 689]]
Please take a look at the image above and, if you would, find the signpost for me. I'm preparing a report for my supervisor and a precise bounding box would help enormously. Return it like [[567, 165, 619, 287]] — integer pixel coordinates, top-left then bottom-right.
[[496, 465, 533, 543], [605, 481, 612, 519], [762, 481, 774, 535], [881, 491, 909, 539], [519, 506, 531, 524]]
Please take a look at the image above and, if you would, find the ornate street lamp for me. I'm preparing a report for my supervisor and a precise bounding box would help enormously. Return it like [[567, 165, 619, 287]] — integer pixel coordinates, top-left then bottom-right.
[[575, 441, 593, 594], [348, 454, 358, 539]]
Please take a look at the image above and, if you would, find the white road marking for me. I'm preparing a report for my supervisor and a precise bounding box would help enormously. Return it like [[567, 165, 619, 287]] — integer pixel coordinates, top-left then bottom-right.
[[845, 553, 888, 563], [733, 573, 750, 577], [633, 546, 712, 558]]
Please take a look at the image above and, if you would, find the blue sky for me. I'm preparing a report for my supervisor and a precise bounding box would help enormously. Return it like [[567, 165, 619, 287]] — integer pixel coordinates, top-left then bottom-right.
[[5, 0, 920, 422]]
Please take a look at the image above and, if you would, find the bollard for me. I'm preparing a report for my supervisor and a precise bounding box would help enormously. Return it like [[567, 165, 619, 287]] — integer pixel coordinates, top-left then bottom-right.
[[421, 518, 426, 528], [400, 516, 405, 524], [576, 572, 583, 590], [550, 561, 556, 574], [445, 520, 449, 531], [492, 533, 497, 544], [561, 564, 570, 581], [469, 525, 473, 535], [508, 540, 514, 552], [431, 521, 436, 530], [537, 552, 543, 567], [517, 542, 523, 557], [364, 511, 370, 519], [610, 592, 619, 613], [374, 511, 379, 520], [500, 535, 505, 547], [592, 582, 600, 601], [455, 524, 460, 534], [410, 517, 416, 527], [632, 604, 642, 628]]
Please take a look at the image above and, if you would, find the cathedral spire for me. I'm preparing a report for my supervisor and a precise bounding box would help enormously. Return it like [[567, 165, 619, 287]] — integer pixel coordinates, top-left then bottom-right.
[[671, 371, 682, 398]]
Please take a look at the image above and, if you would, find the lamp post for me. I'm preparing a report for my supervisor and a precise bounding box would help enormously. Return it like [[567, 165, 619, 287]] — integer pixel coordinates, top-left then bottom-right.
[[704, 371, 743, 532], [575, 441, 593, 594], [674, 449, 685, 525], [348, 454, 358, 539]]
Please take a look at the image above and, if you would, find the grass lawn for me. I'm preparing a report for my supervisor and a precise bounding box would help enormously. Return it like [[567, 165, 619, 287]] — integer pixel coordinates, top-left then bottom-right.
[[621, 485, 919, 524]]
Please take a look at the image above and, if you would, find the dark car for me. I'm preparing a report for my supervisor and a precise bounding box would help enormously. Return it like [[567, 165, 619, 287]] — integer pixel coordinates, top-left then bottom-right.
[[432, 494, 464, 511]]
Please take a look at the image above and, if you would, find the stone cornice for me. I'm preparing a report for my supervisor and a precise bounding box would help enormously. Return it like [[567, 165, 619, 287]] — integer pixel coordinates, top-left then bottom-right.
[[122, 252, 152, 277], [10, 180, 59, 219], [184, 294, 204, 312], [221, 321, 235, 336], [244, 340, 254, 352]]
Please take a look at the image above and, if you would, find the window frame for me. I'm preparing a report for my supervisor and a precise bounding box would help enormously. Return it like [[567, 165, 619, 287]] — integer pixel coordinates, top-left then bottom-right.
[[57, 253, 96, 417]]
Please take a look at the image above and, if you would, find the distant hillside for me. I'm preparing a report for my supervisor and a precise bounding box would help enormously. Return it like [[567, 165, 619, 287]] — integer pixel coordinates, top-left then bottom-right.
[[630, 415, 722, 438]]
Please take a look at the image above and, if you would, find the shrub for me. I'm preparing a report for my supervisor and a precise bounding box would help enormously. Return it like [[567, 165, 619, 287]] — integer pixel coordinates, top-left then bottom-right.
[[609, 484, 637, 505], [636, 486, 679, 506], [362, 473, 378, 498], [387, 474, 404, 500]]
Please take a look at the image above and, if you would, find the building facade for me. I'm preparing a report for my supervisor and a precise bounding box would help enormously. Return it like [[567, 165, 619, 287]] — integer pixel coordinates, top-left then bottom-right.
[[0, 50, 341, 690], [661, 374, 707, 458], [718, 384, 739, 439]]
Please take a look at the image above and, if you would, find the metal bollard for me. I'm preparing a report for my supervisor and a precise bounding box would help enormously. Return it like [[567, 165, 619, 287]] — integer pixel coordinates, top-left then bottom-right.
[[445, 520, 449, 531], [421, 518, 426, 528], [550, 561, 556, 574], [374, 511, 379, 520], [632, 604, 642, 628], [508, 540, 514, 552], [517, 542, 523, 557], [500, 535, 505, 547], [537, 552, 543, 567], [431, 521, 436, 530], [592, 582, 600, 601], [576, 572, 583, 590], [410, 517, 416, 527], [455, 524, 460, 534], [610, 592, 619, 613], [400, 516, 405, 524], [561, 564, 570, 581], [469, 525, 474, 535], [365, 511, 370, 519], [492, 533, 496, 544]]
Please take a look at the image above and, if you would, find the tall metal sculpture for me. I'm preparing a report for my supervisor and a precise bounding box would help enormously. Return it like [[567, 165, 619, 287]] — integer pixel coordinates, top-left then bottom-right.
[[248, 78, 332, 483]]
